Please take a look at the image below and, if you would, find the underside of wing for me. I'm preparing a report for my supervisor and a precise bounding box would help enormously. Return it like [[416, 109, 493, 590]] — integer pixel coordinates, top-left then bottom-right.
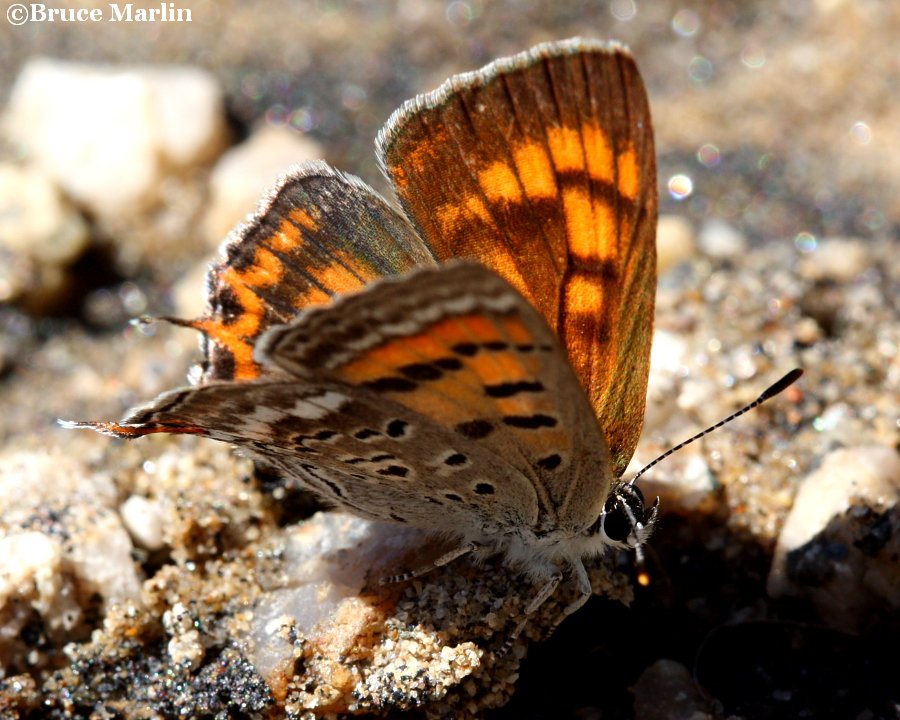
[[185, 162, 436, 383], [68, 378, 539, 534], [68, 263, 613, 533], [378, 38, 657, 476]]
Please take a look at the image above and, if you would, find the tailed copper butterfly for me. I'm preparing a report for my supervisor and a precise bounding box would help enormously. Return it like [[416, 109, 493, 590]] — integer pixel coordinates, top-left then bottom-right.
[[66, 39, 674, 634]]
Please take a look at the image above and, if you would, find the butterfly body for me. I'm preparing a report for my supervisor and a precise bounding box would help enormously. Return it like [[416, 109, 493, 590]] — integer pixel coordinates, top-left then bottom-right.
[[67, 38, 659, 630]]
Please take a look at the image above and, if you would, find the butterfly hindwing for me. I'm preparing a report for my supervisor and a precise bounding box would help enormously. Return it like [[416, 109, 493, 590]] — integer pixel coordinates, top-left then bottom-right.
[[97, 377, 539, 533], [77, 264, 613, 535], [378, 39, 657, 475], [259, 262, 615, 533]]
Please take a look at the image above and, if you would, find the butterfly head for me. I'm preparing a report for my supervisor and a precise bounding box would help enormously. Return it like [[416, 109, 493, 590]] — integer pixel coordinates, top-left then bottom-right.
[[592, 482, 659, 552]]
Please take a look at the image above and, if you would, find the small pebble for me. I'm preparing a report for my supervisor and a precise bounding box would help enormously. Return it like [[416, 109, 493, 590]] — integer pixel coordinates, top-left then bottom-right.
[[768, 445, 900, 632], [7, 59, 229, 217], [0, 163, 89, 308], [120, 494, 166, 551], [633, 659, 717, 720], [797, 237, 871, 283], [656, 214, 696, 273], [697, 219, 747, 259]]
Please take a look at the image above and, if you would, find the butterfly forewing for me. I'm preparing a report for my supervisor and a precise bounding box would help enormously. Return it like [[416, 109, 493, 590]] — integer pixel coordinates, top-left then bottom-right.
[[379, 39, 657, 476], [193, 163, 436, 382]]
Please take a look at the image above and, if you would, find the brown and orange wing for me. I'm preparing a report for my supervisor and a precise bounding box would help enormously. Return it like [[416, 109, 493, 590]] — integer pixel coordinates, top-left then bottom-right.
[[188, 162, 436, 383], [377, 38, 657, 476]]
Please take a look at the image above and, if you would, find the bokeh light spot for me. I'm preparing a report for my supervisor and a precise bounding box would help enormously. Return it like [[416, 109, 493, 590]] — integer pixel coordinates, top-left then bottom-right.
[[741, 42, 767, 69], [849, 121, 872, 145], [697, 143, 721, 168], [672, 8, 700, 37], [668, 174, 694, 200], [793, 231, 817, 253], [688, 56, 714, 83], [610, 0, 637, 21]]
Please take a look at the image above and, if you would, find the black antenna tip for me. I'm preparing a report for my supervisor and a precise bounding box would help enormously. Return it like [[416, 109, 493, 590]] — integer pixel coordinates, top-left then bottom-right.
[[759, 368, 803, 401]]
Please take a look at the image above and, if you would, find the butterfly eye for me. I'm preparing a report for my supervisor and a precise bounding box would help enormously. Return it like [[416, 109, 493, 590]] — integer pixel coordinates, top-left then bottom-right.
[[599, 500, 633, 543], [594, 484, 657, 547]]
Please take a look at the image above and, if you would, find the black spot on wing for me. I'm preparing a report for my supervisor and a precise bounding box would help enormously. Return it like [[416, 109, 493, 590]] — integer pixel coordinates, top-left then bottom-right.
[[455, 419, 494, 439], [386, 419, 410, 438], [293, 428, 339, 450], [449, 341, 544, 357], [364, 377, 418, 393], [434, 357, 463, 371], [451, 343, 478, 356], [399, 363, 443, 381], [502, 414, 557, 429], [537, 453, 562, 471], [484, 380, 544, 398], [378, 465, 410, 478]]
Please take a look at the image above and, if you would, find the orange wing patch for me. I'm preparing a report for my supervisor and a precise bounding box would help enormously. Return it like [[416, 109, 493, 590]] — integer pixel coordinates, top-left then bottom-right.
[[512, 143, 557, 200]]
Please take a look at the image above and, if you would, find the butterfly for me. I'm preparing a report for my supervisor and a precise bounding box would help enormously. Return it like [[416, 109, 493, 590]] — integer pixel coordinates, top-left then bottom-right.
[[65, 38, 659, 634]]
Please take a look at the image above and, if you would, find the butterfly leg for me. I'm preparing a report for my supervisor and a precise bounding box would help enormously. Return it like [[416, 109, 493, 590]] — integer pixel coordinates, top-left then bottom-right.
[[546, 559, 592, 635], [380, 541, 479, 585], [503, 560, 592, 652], [505, 567, 564, 651]]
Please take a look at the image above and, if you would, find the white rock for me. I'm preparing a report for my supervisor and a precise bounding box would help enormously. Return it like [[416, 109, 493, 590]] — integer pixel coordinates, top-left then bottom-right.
[[0, 531, 63, 610], [797, 237, 871, 282], [0, 163, 89, 264], [69, 506, 143, 605], [120, 494, 166, 551], [697, 219, 747, 259], [676, 375, 719, 415], [649, 329, 690, 377], [246, 512, 429, 682], [0, 163, 90, 306], [0, 448, 143, 653], [6, 59, 228, 217], [656, 214, 696, 273], [145, 68, 228, 167], [163, 602, 205, 669], [0, 531, 84, 647], [768, 445, 900, 594], [204, 125, 325, 242]]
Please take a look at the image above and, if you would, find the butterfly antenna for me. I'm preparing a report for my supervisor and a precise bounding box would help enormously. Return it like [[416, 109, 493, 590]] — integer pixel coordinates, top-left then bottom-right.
[[629, 368, 803, 487]]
